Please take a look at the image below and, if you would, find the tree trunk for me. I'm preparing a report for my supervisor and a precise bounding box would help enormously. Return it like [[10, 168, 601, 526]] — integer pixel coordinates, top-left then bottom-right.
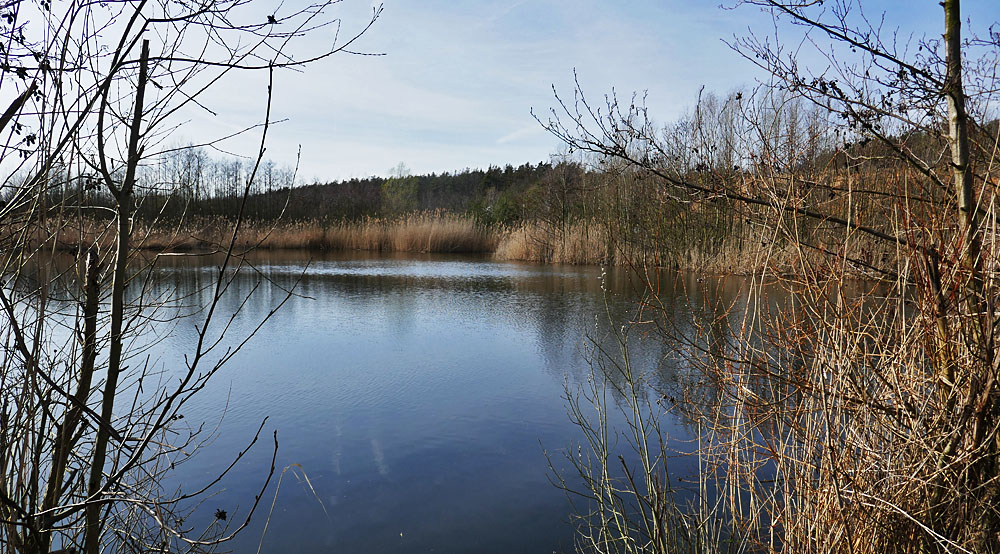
[[33, 248, 101, 554], [84, 38, 149, 554], [943, 0, 998, 548]]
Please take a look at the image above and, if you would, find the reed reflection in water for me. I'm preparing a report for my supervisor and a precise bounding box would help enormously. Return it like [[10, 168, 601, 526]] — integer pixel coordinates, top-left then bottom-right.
[[30, 250, 760, 553]]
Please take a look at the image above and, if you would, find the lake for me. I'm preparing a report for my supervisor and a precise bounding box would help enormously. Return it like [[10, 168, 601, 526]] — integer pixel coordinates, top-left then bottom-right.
[[139, 251, 726, 553]]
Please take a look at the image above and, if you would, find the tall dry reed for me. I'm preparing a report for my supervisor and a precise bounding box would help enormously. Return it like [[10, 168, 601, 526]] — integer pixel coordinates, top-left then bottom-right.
[[494, 221, 612, 265], [18, 213, 497, 254], [19, 210, 863, 275]]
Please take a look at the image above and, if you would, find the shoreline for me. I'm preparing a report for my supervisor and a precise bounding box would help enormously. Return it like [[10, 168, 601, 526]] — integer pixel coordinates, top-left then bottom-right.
[[13, 212, 888, 277]]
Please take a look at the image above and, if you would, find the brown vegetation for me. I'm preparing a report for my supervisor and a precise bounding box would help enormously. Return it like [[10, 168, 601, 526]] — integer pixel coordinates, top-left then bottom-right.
[[546, 1, 1000, 552], [15, 199, 895, 276], [0, 1, 381, 553], [17, 212, 497, 255]]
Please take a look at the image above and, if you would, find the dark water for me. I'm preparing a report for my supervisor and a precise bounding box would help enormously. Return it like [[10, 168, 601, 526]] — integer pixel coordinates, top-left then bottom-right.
[[137, 251, 727, 553]]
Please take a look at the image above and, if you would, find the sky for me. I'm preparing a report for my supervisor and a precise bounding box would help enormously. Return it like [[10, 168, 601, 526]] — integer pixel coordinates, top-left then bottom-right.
[[179, 0, 1000, 183]]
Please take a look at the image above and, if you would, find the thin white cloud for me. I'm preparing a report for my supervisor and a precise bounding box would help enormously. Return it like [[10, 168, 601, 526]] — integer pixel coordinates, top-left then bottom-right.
[[170, 0, 986, 181], [496, 124, 546, 145]]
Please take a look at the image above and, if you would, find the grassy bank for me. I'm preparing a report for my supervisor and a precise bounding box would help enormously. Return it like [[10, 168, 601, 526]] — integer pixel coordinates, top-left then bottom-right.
[[242, 212, 498, 253], [16, 211, 840, 275], [19, 212, 494, 254]]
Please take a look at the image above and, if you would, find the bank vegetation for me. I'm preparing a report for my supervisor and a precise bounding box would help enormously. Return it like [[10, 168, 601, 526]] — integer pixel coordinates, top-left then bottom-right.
[[0, 0, 380, 553], [548, 1, 1000, 553], [12, 90, 965, 276]]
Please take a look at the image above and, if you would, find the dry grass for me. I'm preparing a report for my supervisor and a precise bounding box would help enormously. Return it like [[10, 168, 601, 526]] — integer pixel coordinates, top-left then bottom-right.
[[494, 221, 611, 265], [587, 166, 1000, 553], [491, 219, 840, 275], [11, 210, 886, 276], [13, 212, 499, 255], [321, 212, 497, 253]]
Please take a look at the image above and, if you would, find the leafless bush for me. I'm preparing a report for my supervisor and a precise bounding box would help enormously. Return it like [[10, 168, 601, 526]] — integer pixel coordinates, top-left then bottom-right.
[[548, 1, 1000, 552], [0, 1, 380, 553]]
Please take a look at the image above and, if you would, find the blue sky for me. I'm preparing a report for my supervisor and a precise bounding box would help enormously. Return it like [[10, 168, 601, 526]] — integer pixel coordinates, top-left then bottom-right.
[[188, 0, 999, 182]]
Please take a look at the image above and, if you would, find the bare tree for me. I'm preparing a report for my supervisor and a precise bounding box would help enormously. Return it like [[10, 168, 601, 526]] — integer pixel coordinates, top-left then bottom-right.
[[0, 1, 381, 553], [545, 0, 1000, 552]]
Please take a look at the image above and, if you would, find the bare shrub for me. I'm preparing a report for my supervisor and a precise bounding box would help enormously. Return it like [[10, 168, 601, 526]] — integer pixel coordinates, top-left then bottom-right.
[[546, 1, 1000, 552], [0, 1, 380, 553]]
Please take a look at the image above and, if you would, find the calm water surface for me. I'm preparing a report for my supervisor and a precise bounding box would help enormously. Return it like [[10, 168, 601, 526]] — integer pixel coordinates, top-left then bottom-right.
[[144, 251, 721, 553]]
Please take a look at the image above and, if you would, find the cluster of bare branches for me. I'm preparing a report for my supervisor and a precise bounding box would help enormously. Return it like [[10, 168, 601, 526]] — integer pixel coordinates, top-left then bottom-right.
[[550, 1, 1000, 552], [0, 1, 379, 553]]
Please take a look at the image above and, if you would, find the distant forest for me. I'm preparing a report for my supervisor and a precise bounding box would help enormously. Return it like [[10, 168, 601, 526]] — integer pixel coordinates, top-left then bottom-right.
[[31, 149, 568, 226], [199, 161, 565, 226], [96, 88, 996, 235], [12, 86, 999, 272]]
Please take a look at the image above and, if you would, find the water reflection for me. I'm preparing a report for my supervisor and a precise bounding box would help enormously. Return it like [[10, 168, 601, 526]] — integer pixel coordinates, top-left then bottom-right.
[[140, 251, 696, 554], [18, 250, 752, 553]]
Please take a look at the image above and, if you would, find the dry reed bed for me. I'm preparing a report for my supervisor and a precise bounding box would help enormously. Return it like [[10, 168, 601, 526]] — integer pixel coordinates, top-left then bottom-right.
[[9, 212, 891, 275], [493, 221, 611, 265], [17, 213, 497, 255]]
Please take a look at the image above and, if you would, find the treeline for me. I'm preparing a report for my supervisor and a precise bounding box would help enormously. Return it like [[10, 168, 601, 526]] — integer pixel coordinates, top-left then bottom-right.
[[0, 147, 299, 222], [243, 161, 560, 224], [93, 152, 562, 225], [9, 85, 995, 273]]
